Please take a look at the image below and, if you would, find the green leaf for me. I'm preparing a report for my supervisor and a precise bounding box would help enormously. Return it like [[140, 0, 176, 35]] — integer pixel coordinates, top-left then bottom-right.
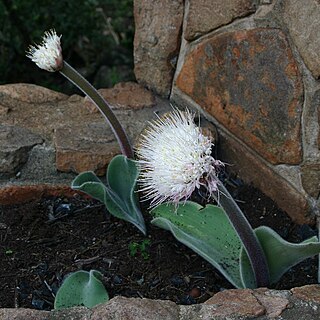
[[151, 201, 245, 288], [54, 270, 109, 309], [72, 155, 146, 235], [240, 226, 320, 285]]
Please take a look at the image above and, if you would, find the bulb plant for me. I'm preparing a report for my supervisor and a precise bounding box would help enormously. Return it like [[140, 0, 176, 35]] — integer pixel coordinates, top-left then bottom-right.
[[27, 30, 320, 309], [27, 29, 145, 235]]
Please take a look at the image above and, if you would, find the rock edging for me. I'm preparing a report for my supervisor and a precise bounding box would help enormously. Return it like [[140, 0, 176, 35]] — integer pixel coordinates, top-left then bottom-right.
[[0, 285, 319, 320]]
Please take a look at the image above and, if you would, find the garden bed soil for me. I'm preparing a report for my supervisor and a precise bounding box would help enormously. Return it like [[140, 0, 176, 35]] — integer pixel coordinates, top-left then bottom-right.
[[0, 183, 318, 310]]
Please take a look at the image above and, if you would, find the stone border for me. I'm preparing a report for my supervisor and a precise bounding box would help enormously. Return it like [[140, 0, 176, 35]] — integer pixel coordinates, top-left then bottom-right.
[[0, 285, 319, 319]]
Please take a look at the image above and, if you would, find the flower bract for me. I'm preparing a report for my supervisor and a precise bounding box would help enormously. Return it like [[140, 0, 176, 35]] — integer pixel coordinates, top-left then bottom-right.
[[27, 29, 63, 72], [136, 109, 223, 207]]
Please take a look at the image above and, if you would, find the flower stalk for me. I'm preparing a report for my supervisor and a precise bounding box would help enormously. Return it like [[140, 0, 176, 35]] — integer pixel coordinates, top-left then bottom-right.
[[27, 29, 133, 158], [213, 182, 270, 287], [60, 61, 133, 158]]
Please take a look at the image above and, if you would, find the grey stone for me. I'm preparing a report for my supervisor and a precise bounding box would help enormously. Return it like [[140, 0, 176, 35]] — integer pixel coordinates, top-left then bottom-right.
[[274, 164, 302, 192], [0, 308, 51, 320], [184, 0, 257, 41], [134, 0, 184, 97], [301, 161, 320, 199], [319, 102, 320, 151], [301, 86, 320, 162], [282, 0, 320, 78], [19, 144, 74, 184], [0, 125, 43, 177], [0, 306, 92, 320], [91, 296, 179, 320]]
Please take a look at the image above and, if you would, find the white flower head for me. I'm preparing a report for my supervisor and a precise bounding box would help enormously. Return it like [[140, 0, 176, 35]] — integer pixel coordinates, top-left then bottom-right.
[[136, 109, 223, 207], [27, 29, 63, 72]]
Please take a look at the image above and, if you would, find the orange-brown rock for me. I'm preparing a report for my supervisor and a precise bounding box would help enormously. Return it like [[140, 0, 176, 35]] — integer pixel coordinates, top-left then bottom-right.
[[204, 289, 265, 317], [291, 284, 320, 304], [0, 83, 68, 104], [0, 185, 79, 205], [83, 82, 156, 113], [252, 288, 289, 318], [176, 28, 303, 165], [54, 123, 119, 176]]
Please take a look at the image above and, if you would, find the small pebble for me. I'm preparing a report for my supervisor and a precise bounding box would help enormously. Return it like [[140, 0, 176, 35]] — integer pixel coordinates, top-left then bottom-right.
[[113, 275, 123, 285], [31, 297, 45, 310], [55, 203, 72, 216], [189, 287, 201, 298], [170, 275, 185, 287], [0, 222, 7, 229]]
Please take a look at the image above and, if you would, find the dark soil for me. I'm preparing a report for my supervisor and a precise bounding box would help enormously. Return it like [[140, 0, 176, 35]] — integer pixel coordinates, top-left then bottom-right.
[[0, 182, 318, 310]]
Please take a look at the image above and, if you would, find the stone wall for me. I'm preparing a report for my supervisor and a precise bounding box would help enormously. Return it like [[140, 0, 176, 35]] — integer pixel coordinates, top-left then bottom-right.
[[0, 82, 171, 194], [134, 0, 320, 223]]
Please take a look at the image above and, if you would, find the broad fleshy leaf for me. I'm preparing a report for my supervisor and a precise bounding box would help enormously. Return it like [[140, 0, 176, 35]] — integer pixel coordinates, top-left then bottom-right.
[[240, 226, 320, 285], [151, 201, 245, 288], [72, 155, 146, 234], [54, 270, 109, 309]]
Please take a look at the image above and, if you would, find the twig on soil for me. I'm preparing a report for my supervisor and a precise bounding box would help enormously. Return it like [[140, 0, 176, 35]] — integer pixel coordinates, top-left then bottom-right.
[[74, 256, 101, 267], [43, 280, 55, 298]]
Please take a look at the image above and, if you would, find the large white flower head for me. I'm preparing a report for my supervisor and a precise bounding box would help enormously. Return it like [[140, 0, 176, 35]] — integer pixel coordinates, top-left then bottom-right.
[[27, 29, 63, 72], [136, 109, 223, 207]]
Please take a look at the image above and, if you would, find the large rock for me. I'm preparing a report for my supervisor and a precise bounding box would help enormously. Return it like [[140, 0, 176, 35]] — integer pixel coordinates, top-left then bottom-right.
[[319, 103, 320, 149], [291, 284, 320, 304], [175, 28, 303, 165], [54, 123, 119, 175], [0, 125, 43, 176], [203, 289, 265, 317], [134, 0, 184, 97], [0, 83, 68, 104], [282, 0, 320, 79], [184, 0, 257, 41], [204, 288, 289, 318], [83, 82, 156, 112], [91, 296, 179, 320], [0, 82, 170, 180]]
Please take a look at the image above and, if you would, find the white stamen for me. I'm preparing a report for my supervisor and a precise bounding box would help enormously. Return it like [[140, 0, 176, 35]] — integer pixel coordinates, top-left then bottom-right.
[[27, 29, 63, 72], [136, 109, 223, 208]]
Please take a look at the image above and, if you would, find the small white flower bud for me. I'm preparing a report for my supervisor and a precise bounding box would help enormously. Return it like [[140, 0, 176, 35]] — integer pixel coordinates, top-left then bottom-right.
[[27, 29, 63, 72]]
